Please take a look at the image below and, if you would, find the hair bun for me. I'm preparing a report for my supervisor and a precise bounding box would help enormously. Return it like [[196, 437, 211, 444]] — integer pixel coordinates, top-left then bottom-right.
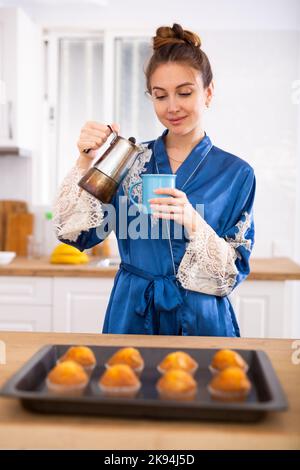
[[153, 23, 201, 50]]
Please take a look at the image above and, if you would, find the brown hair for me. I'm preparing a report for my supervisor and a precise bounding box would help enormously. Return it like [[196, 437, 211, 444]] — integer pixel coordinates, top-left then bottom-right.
[[145, 23, 213, 93]]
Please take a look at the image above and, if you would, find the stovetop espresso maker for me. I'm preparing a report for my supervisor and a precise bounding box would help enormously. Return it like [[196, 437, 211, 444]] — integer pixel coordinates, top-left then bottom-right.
[[78, 125, 143, 203]]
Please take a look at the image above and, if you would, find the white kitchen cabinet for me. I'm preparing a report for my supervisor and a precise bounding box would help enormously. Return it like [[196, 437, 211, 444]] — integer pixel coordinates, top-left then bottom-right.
[[0, 7, 42, 150], [0, 275, 114, 334], [229, 280, 293, 338], [0, 274, 293, 337], [52, 277, 114, 334], [0, 305, 52, 332], [0, 277, 52, 331], [0, 276, 52, 304]]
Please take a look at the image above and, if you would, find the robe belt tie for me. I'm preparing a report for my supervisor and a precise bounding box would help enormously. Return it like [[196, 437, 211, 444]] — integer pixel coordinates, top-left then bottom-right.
[[119, 262, 183, 332]]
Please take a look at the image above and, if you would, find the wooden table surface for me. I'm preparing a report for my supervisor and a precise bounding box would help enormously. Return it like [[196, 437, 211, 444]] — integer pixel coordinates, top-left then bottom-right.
[[1, 256, 300, 280], [0, 332, 299, 450]]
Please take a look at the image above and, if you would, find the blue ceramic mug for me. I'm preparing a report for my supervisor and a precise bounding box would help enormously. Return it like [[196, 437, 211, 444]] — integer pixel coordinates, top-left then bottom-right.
[[128, 174, 177, 214]]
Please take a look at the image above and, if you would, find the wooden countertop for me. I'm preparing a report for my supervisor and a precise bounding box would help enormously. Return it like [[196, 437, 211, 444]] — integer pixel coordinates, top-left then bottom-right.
[[0, 332, 299, 450], [0, 256, 300, 280], [0, 256, 118, 278]]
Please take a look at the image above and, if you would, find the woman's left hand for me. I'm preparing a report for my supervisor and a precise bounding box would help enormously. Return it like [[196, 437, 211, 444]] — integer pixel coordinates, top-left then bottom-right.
[[149, 188, 201, 236]]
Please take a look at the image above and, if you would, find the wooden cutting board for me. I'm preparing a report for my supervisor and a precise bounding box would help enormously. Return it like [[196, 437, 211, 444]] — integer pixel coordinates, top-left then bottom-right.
[[0, 200, 28, 250], [0, 201, 4, 251], [5, 212, 34, 256]]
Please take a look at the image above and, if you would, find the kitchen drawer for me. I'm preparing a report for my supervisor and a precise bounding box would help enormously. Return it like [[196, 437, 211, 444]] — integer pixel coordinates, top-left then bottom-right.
[[52, 277, 114, 333], [0, 304, 52, 332], [0, 277, 52, 305]]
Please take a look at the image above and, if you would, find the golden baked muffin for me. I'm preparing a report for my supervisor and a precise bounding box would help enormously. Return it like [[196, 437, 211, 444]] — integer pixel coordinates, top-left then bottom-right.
[[46, 360, 88, 395], [157, 351, 198, 375], [209, 349, 248, 374], [99, 364, 141, 397], [106, 347, 144, 374], [59, 346, 96, 373], [156, 369, 197, 401], [208, 366, 251, 402]]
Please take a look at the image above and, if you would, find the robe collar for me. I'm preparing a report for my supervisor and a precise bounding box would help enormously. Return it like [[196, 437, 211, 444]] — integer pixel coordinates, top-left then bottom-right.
[[153, 129, 213, 192]]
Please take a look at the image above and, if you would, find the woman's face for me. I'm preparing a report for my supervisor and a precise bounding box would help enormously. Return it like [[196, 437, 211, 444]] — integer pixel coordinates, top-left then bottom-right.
[[149, 62, 213, 137]]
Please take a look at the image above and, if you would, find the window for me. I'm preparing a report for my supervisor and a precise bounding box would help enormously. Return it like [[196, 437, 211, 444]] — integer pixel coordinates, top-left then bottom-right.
[[57, 37, 104, 183], [114, 37, 163, 143], [42, 31, 162, 205]]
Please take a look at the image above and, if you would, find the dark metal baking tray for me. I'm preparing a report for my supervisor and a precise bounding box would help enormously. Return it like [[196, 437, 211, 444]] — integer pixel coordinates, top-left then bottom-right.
[[0, 345, 288, 422]]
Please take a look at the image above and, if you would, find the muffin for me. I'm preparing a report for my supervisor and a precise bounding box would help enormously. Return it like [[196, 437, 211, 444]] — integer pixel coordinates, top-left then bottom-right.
[[157, 351, 198, 375], [99, 364, 141, 397], [156, 369, 197, 401], [208, 366, 251, 402], [46, 360, 89, 395], [58, 346, 96, 373], [105, 347, 144, 374], [209, 349, 248, 374]]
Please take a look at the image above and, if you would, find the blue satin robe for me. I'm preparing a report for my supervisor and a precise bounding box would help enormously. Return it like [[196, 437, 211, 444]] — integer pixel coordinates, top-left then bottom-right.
[[62, 130, 256, 337]]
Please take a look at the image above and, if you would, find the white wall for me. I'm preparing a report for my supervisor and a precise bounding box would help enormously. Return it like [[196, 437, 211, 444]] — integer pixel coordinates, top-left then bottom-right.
[[11, 0, 300, 31], [204, 29, 299, 259]]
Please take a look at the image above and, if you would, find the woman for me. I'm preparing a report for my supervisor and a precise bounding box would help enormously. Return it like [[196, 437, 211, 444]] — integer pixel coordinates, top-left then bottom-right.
[[53, 23, 255, 337]]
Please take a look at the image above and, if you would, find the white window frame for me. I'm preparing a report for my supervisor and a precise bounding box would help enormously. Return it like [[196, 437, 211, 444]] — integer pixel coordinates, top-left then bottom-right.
[[40, 27, 154, 207]]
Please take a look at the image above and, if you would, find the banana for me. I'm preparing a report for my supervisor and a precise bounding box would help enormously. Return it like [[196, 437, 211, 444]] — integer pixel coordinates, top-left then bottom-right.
[[50, 243, 89, 264]]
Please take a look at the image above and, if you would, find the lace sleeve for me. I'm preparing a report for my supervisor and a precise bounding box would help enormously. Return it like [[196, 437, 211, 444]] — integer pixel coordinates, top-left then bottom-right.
[[177, 216, 239, 297], [53, 166, 104, 242]]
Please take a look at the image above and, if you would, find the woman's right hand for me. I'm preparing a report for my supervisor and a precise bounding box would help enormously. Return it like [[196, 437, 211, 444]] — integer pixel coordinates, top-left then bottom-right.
[[76, 122, 120, 168]]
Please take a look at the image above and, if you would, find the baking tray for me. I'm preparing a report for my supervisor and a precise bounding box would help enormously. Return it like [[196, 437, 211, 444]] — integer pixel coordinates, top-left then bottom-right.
[[0, 345, 288, 422]]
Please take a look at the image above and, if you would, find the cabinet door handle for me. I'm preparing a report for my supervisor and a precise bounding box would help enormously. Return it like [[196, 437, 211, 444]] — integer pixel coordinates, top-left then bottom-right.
[[8, 100, 13, 139]]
